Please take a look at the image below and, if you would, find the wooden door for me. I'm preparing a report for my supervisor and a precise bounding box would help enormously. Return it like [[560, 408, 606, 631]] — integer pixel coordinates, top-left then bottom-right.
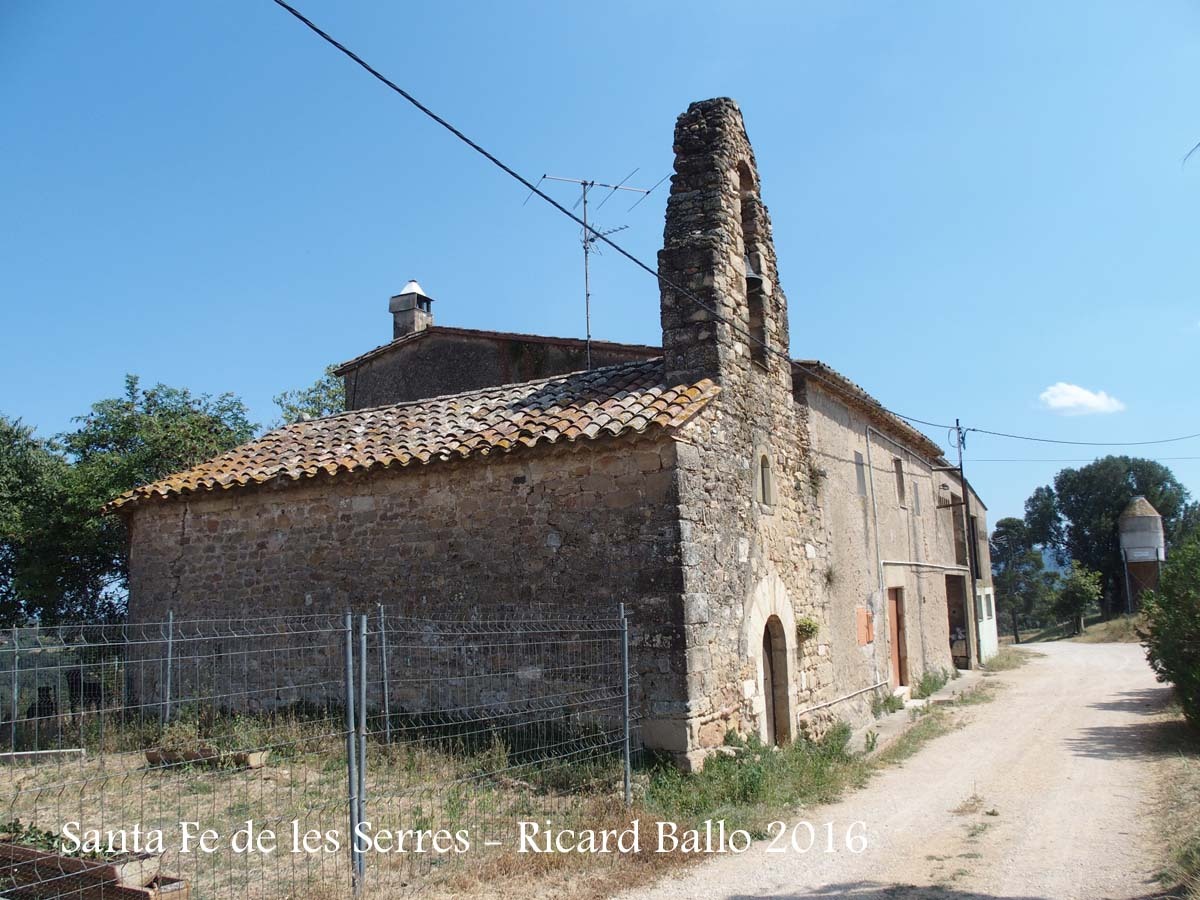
[[762, 626, 777, 745], [887, 588, 907, 688]]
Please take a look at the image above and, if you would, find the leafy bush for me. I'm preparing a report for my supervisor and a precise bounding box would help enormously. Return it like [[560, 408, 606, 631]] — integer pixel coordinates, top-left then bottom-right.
[[1141, 535, 1200, 728]]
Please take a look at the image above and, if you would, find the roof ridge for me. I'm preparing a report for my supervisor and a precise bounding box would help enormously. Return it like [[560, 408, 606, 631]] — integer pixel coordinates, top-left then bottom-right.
[[105, 357, 715, 513], [295, 356, 665, 428], [332, 325, 662, 375]]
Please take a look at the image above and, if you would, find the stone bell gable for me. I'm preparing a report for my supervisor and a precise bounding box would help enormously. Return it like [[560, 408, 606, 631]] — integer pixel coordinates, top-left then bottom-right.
[[651, 99, 820, 766], [658, 98, 792, 400]]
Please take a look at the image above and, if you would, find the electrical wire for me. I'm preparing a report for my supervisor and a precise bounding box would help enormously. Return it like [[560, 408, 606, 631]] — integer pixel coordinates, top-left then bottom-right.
[[966, 456, 1200, 464], [964, 427, 1200, 447], [267, 0, 956, 433], [268, 1, 1194, 453]]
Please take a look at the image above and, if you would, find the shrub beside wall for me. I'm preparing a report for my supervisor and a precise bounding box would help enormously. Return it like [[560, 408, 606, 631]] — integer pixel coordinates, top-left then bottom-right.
[[1140, 534, 1200, 728]]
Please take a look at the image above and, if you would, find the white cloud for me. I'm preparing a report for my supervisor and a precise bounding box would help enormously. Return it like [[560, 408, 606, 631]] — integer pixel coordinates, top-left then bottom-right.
[[1038, 382, 1126, 416]]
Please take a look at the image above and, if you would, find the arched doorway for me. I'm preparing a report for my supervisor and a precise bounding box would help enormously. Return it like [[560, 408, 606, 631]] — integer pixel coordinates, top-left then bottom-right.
[[761, 615, 790, 746]]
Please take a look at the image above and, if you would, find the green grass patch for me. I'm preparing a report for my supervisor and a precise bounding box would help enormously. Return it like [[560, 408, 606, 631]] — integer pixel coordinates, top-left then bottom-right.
[[954, 682, 999, 706], [911, 669, 951, 700], [875, 707, 956, 764], [871, 692, 905, 718], [644, 725, 869, 836]]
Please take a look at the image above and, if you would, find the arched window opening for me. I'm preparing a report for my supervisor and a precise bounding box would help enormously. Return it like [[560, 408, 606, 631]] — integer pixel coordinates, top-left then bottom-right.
[[738, 162, 768, 368], [758, 454, 773, 506]]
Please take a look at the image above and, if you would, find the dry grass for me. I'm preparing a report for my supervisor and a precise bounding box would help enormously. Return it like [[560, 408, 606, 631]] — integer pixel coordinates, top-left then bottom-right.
[[950, 792, 985, 815], [0, 742, 354, 900], [1153, 706, 1200, 899], [0, 684, 1008, 900], [1071, 615, 1145, 644], [983, 647, 1042, 672]]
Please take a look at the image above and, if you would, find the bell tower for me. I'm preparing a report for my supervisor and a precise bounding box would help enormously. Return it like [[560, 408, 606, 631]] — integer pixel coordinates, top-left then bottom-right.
[[657, 98, 791, 393]]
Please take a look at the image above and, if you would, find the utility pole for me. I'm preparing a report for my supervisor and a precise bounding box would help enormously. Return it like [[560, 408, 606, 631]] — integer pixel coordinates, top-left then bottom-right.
[[955, 419, 981, 667]]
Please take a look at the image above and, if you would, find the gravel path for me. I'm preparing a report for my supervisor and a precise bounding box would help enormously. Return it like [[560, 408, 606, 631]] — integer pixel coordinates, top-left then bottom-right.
[[617, 641, 1172, 900]]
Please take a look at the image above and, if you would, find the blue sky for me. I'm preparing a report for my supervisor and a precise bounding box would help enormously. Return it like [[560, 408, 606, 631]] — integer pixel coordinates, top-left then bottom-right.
[[3, 1, 1198, 525]]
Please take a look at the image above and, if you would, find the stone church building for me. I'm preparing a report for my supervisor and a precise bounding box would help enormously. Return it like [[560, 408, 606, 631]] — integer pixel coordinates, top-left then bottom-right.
[[110, 98, 992, 768]]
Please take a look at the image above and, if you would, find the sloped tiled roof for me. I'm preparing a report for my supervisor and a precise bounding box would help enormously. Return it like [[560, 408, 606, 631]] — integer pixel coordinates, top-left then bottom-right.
[[105, 359, 717, 513]]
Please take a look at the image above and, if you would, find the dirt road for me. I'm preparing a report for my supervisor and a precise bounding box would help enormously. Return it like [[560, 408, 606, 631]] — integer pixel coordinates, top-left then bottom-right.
[[619, 642, 1173, 900]]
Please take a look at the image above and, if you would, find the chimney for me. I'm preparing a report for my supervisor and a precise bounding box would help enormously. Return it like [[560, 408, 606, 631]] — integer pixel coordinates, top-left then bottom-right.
[[389, 280, 434, 339]]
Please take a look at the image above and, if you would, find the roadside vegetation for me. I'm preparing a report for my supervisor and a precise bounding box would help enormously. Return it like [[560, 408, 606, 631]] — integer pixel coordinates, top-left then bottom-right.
[[1151, 700, 1200, 900], [444, 681, 995, 898], [1141, 533, 1200, 728], [645, 725, 868, 838], [983, 647, 1039, 672]]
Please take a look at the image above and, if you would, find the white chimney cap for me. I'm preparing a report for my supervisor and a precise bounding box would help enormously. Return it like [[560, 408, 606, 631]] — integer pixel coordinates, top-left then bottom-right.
[[398, 280, 428, 297]]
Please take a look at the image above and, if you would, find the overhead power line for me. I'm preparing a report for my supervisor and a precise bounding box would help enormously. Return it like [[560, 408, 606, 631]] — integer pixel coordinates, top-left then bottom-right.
[[966, 456, 1200, 463], [267, 1, 1193, 453], [267, 0, 956, 432], [965, 427, 1200, 447]]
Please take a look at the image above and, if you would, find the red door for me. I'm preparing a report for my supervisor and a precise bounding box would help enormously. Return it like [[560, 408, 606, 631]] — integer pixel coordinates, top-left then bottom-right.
[[887, 588, 907, 688]]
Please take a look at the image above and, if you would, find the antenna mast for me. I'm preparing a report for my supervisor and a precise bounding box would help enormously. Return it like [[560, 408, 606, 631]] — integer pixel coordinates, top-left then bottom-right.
[[537, 170, 657, 369]]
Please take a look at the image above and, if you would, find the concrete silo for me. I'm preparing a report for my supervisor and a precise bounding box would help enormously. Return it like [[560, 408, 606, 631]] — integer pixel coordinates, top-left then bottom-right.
[[1118, 495, 1165, 613]]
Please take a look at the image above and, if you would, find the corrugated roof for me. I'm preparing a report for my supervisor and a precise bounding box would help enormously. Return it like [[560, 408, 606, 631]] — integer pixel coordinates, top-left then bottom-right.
[[106, 359, 717, 513]]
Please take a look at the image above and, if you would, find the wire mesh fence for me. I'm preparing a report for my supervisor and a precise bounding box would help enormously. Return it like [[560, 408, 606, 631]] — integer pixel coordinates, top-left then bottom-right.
[[0, 608, 635, 899]]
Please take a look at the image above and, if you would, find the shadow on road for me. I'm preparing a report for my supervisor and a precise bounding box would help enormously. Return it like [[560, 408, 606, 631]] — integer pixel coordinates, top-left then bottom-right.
[[727, 880, 1177, 899], [727, 883, 1043, 898], [1089, 687, 1173, 717], [1065, 686, 1194, 760]]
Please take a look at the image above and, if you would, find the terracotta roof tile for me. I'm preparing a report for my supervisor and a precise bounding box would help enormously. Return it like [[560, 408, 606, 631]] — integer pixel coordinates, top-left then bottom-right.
[[106, 359, 717, 513]]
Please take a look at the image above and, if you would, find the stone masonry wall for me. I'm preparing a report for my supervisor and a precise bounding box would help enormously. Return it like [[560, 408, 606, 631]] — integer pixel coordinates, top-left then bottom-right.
[[124, 433, 689, 744], [802, 378, 960, 723], [342, 331, 656, 410]]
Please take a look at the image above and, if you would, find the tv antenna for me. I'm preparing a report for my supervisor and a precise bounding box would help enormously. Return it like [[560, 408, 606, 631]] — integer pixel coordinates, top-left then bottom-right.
[[525, 168, 666, 369]]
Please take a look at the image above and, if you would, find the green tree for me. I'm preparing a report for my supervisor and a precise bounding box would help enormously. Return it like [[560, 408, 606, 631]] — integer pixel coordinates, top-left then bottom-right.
[[1023, 485, 1064, 561], [1024, 457, 1193, 617], [1140, 532, 1200, 727], [0, 418, 74, 622], [1, 376, 255, 623], [273, 366, 345, 425], [1055, 563, 1103, 636], [991, 517, 1058, 642]]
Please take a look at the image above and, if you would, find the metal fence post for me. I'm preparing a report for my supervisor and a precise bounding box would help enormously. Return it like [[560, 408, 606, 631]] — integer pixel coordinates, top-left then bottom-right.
[[9, 626, 18, 754], [343, 613, 361, 895], [620, 602, 632, 808], [378, 604, 391, 745], [356, 614, 367, 884], [162, 610, 174, 726]]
